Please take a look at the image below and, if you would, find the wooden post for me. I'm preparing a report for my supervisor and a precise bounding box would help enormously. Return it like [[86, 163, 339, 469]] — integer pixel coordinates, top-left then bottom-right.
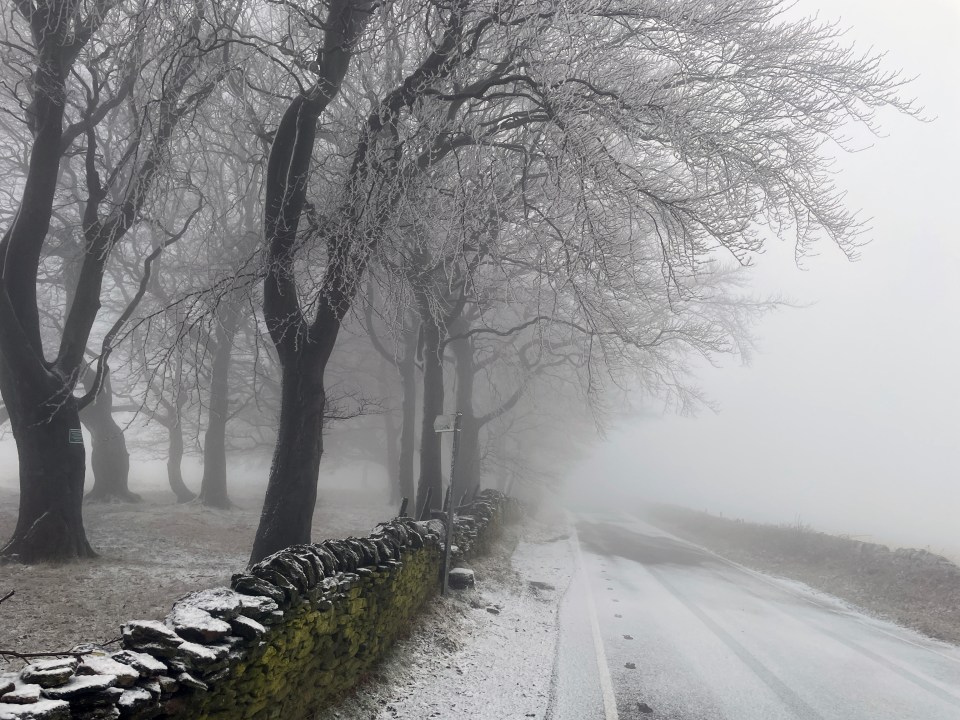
[[441, 412, 462, 596], [418, 487, 433, 521], [398, 497, 409, 518]]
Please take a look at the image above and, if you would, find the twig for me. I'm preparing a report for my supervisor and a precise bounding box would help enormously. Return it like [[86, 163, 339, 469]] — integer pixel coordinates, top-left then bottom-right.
[[0, 589, 13, 605], [0, 649, 83, 661], [0, 634, 122, 661]]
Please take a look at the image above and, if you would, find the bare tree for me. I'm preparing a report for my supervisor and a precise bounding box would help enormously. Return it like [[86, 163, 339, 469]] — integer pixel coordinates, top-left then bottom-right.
[[0, 0, 240, 561]]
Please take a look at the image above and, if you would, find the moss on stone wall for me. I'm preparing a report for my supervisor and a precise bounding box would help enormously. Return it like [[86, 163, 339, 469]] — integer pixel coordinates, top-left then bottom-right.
[[179, 545, 442, 720]]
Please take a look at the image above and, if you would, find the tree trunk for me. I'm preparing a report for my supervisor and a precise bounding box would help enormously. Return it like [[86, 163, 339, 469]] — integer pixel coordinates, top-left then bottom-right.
[[82, 373, 137, 503], [456, 416, 481, 498], [378, 357, 401, 504], [0, 377, 95, 561], [416, 319, 444, 514], [383, 407, 401, 504], [451, 336, 480, 497], [252, 0, 374, 566], [199, 301, 241, 509], [0, 29, 95, 562], [167, 421, 195, 503], [397, 326, 417, 504], [249, 352, 325, 564]]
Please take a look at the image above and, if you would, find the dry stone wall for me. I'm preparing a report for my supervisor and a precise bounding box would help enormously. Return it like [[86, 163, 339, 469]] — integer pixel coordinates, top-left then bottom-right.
[[0, 491, 517, 720]]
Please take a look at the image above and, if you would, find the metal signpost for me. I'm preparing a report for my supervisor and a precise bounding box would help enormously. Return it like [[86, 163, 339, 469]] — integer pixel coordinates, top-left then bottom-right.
[[433, 412, 462, 595]]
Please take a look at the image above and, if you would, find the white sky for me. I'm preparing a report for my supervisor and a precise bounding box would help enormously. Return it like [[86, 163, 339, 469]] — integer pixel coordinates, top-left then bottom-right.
[[566, 0, 960, 556]]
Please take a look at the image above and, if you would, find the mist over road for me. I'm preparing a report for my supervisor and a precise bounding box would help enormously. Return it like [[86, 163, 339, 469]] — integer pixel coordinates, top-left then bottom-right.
[[547, 515, 960, 720]]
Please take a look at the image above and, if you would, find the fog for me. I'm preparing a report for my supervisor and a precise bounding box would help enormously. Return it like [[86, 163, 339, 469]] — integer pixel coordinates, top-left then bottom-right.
[[565, 0, 960, 558], [0, 0, 953, 565]]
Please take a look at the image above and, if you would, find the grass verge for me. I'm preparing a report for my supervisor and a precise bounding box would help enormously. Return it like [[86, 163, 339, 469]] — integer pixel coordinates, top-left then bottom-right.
[[640, 504, 960, 645]]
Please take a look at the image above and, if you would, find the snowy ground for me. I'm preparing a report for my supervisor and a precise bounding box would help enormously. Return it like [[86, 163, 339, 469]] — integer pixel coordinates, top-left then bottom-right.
[[314, 505, 575, 720], [0, 483, 393, 670]]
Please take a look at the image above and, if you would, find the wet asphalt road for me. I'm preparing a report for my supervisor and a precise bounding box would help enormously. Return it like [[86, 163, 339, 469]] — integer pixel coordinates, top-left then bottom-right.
[[546, 514, 960, 720]]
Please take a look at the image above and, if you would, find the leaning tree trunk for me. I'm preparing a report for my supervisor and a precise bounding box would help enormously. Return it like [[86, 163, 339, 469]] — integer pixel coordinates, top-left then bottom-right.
[[166, 420, 195, 503], [455, 416, 481, 500], [0, 367, 95, 561], [0, 23, 95, 561], [199, 301, 241, 509], [383, 407, 401, 505], [249, 351, 326, 563], [251, 0, 381, 565], [378, 357, 401, 505], [82, 372, 137, 503], [397, 327, 418, 506], [415, 318, 444, 515], [451, 336, 480, 498]]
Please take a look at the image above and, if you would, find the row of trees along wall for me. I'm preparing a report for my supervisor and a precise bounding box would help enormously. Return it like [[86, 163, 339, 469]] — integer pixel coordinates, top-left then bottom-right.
[[0, 492, 518, 720], [0, 0, 916, 564]]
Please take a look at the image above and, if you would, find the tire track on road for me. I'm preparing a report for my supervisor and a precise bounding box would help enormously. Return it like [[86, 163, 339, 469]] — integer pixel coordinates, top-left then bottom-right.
[[644, 564, 827, 720]]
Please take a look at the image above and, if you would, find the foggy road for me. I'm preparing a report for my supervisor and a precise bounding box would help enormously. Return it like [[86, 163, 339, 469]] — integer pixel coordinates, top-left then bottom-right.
[[546, 515, 960, 720]]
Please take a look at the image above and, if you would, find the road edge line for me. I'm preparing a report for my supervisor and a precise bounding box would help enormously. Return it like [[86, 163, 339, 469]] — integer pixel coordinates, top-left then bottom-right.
[[569, 518, 620, 720]]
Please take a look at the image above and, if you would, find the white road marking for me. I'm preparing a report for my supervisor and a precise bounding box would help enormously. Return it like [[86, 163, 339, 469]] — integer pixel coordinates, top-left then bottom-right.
[[569, 520, 620, 720]]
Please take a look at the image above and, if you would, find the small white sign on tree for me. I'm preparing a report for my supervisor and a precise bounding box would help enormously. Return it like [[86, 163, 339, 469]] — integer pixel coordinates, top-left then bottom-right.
[[433, 414, 459, 433]]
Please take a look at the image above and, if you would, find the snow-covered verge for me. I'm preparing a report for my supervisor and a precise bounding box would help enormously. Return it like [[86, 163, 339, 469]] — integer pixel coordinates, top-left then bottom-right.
[[313, 506, 575, 720]]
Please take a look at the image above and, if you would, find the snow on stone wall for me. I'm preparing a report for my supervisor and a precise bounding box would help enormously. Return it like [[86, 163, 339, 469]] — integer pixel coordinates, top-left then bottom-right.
[[0, 490, 517, 720]]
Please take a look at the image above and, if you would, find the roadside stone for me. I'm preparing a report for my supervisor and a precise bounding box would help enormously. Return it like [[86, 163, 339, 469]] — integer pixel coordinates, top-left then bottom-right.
[[117, 688, 152, 713], [230, 573, 288, 606], [167, 605, 232, 643], [66, 686, 121, 713], [71, 707, 119, 720], [121, 622, 182, 657], [448, 568, 475, 589], [175, 673, 208, 692], [229, 615, 265, 641], [233, 591, 278, 621], [182, 588, 244, 620], [174, 641, 228, 669], [108, 651, 166, 678], [0, 699, 70, 719], [77, 656, 138, 688], [20, 659, 77, 689], [625, 662, 636, 669], [157, 677, 178, 695], [40, 674, 116, 701], [0, 685, 40, 704]]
